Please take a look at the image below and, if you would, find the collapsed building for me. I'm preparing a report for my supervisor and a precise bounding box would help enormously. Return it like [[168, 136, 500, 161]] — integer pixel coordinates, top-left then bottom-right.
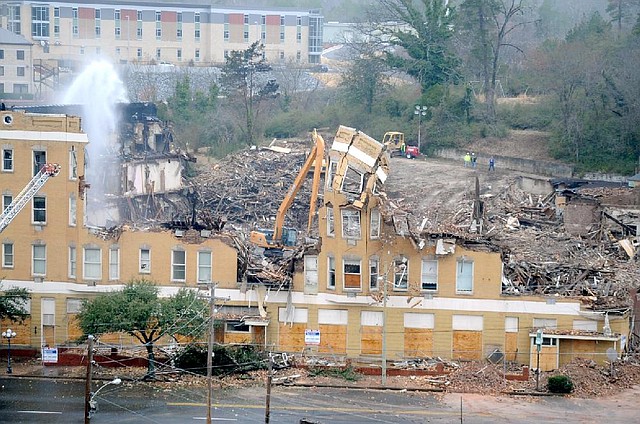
[[1, 104, 638, 371]]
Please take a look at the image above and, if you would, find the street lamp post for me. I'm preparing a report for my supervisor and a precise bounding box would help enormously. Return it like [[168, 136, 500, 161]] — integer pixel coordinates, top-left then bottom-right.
[[88, 377, 122, 419], [2, 328, 17, 374], [414, 105, 428, 153]]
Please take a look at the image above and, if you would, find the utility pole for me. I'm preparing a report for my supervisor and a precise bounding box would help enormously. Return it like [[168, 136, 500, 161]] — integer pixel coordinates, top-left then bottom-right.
[[265, 353, 272, 423], [84, 335, 94, 424], [206, 284, 216, 424], [381, 263, 388, 386]]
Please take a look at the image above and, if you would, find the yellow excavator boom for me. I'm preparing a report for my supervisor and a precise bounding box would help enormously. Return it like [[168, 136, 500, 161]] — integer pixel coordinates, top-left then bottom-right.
[[250, 129, 325, 249]]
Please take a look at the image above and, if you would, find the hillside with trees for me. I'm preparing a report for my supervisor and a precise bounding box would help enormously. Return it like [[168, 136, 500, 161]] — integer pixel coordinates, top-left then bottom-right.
[[155, 0, 640, 175]]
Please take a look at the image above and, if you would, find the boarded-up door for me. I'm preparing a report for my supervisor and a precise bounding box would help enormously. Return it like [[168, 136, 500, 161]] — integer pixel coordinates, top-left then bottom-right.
[[42, 298, 55, 347], [530, 340, 559, 371], [505, 317, 519, 361]]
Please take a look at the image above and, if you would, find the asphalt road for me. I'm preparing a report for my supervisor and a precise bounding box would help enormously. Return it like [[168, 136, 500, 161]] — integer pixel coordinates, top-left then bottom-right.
[[1, 377, 638, 423]]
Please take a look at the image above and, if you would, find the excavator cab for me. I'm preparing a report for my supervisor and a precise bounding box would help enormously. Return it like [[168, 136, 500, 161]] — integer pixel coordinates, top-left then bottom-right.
[[250, 227, 297, 248]]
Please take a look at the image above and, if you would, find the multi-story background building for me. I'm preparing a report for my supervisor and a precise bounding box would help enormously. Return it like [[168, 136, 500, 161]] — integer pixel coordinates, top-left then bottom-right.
[[0, 27, 33, 100], [0, 0, 323, 99]]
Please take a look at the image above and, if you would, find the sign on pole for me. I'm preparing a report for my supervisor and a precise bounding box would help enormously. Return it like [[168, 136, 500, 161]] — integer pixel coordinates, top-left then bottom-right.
[[535, 329, 543, 352], [42, 347, 59, 363], [304, 329, 320, 345]]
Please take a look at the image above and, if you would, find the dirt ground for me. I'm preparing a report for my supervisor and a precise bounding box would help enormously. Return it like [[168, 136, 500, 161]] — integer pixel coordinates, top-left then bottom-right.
[[7, 356, 640, 400]]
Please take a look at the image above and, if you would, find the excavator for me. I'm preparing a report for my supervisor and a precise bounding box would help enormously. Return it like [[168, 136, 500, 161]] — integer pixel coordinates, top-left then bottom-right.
[[250, 130, 325, 252], [0, 163, 61, 233]]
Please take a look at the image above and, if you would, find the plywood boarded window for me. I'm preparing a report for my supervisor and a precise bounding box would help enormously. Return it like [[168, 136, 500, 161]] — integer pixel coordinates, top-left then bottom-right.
[[421, 259, 438, 291], [369, 208, 380, 239], [318, 309, 348, 354], [456, 258, 473, 293], [341, 166, 363, 194], [343, 258, 361, 290], [404, 313, 435, 357], [361, 310, 383, 355], [278, 307, 308, 352], [393, 257, 408, 290], [326, 206, 334, 237], [341, 208, 361, 239], [452, 314, 483, 360], [505, 317, 519, 361]]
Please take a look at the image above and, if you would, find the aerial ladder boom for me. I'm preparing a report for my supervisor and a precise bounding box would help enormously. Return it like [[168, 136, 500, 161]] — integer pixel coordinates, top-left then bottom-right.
[[250, 130, 325, 249], [0, 163, 61, 233]]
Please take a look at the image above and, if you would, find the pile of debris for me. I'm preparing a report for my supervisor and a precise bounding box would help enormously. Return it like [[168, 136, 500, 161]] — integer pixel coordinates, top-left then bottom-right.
[[192, 138, 320, 236], [380, 163, 639, 311]]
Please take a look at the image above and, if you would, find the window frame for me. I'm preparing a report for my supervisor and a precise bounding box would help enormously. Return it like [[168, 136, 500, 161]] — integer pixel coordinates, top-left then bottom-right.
[[3, 194, 12, 212], [326, 206, 334, 237], [109, 247, 119, 281], [393, 257, 408, 291], [32, 195, 46, 224], [327, 255, 336, 290], [455, 258, 474, 294], [197, 250, 212, 283], [343, 258, 362, 291], [32, 244, 46, 276], [2, 149, 13, 172], [341, 166, 364, 194], [340, 208, 361, 240], [68, 246, 76, 278], [171, 249, 186, 282], [69, 194, 77, 227], [369, 257, 379, 291], [83, 247, 102, 280], [421, 258, 438, 291], [369, 208, 381, 239], [2, 242, 14, 268], [139, 248, 151, 273]]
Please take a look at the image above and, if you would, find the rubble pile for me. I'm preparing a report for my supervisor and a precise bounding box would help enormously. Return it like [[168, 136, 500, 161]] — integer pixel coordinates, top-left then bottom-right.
[[379, 172, 639, 311], [443, 362, 512, 394], [192, 140, 319, 236], [543, 358, 640, 397]]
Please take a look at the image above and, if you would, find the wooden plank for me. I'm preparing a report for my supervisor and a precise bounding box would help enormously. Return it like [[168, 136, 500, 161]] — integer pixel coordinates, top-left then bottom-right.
[[278, 323, 306, 353], [505, 332, 518, 361], [452, 330, 482, 360], [404, 328, 433, 357], [344, 274, 361, 289], [361, 325, 382, 355], [319, 324, 347, 354]]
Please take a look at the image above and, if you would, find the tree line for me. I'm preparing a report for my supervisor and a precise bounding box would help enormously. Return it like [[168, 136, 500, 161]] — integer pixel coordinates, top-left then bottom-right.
[[152, 0, 640, 174]]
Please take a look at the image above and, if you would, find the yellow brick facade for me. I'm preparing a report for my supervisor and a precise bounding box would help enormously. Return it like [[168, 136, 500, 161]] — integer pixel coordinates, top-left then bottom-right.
[[0, 109, 239, 348]]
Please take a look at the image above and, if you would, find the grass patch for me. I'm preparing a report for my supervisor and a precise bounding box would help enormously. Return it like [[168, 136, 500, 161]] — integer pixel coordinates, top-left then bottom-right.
[[307, 365, 362, 382]]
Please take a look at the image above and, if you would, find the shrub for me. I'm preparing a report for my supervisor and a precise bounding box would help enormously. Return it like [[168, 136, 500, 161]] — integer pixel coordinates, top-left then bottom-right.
[[547, 375, 574, 393]]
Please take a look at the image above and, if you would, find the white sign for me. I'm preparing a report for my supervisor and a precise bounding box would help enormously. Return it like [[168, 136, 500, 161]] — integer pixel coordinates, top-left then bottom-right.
[[42, 347, 59, 363], [305, 329, 320, 345]]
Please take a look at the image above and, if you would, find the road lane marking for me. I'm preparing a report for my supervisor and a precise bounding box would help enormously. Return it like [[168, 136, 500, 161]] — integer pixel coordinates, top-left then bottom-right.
[[192, 418, 237, 421], [17, 411, 63, 414], [168, 403, 463, 417]]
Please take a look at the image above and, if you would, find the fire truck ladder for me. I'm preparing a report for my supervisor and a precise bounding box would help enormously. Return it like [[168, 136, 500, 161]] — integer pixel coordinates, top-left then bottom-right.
[[0, 163, 61, 233]]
